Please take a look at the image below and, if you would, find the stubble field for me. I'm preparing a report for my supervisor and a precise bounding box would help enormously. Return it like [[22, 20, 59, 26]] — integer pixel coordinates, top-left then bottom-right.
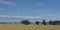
[[0, 24, 60, 30]]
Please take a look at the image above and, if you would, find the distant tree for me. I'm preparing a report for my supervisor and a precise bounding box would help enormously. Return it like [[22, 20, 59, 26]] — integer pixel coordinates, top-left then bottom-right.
[[35, 21, 39, 25], [21, 20, 30, 25], [52, 21, 59, 25], [42, 20, 47, 25], [49, 20, 53, 25], [49, 20, 60, 25], [49, 21, 60, 25], [9, 22, 12, 24], [52, 22, 56, 25], [14, 22, 17, 24]]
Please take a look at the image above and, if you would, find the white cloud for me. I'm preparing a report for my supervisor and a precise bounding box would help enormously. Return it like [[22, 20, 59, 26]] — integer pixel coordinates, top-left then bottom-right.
[[0, 15, 41, 19], [46, 13, 60, 20], [0, 0, 16, 6], [0, 13, 60, 21], [41, 9, 60, 20], [36, 8, 60, 21]]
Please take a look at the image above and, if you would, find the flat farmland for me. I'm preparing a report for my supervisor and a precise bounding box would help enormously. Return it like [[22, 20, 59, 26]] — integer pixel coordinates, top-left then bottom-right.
[[0, 24, 60, 30]]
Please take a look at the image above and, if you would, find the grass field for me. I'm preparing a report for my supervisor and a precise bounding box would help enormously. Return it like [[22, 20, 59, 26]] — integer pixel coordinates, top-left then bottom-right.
[[0, 24, 60, 30]]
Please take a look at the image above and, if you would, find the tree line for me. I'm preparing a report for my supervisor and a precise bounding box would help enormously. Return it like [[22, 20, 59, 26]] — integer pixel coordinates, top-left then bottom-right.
[[0, 19, 60, 25], [21, 19, 60, 25]]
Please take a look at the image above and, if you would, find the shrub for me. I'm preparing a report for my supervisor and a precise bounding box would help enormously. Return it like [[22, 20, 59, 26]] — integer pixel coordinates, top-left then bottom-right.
[[49, 20, 53, 25], [21, 20, 30, 25], [42, 20, 47, 25], [35, 21, 39, 25]]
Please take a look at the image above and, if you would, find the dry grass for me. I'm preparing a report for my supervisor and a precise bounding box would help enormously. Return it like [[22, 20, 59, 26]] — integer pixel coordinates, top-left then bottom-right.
[[0, 24, 60, 30]]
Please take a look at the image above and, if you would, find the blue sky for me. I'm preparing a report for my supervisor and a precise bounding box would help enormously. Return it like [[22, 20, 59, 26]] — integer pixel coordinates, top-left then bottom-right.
[[0, 0, 60, 22]]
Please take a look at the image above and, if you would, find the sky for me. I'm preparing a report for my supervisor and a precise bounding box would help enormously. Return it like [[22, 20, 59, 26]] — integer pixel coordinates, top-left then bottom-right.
[[0, 0, 60, 22]]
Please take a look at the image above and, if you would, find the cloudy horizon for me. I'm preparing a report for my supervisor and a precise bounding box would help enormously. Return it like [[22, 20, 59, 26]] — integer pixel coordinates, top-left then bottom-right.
[[0, 0, 60, 22]]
